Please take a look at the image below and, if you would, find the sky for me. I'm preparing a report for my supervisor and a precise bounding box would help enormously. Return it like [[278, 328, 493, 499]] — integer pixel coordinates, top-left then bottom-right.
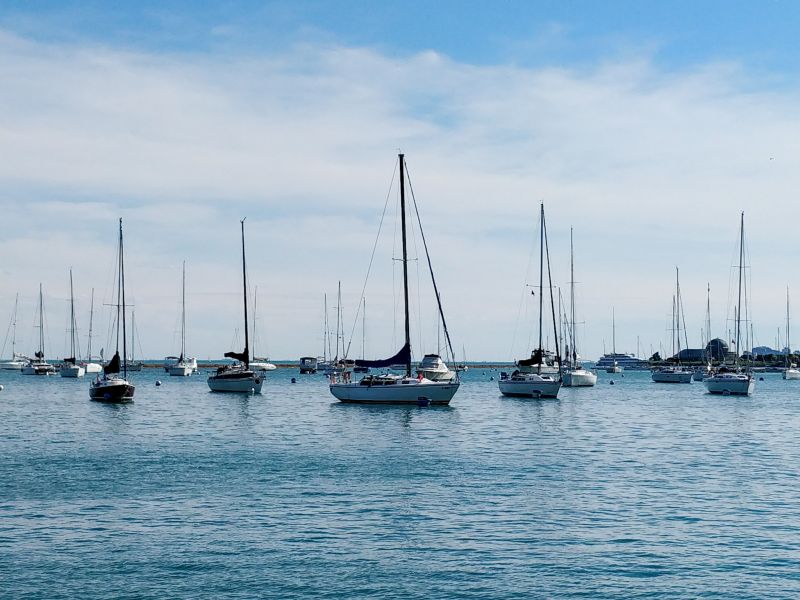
[[1, 1, 800, 362]]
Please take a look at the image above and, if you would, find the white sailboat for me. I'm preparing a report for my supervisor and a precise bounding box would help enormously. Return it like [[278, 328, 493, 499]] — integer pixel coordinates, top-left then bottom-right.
[[652, 267, 693, 383], [605, 308, 623, 373], [207, 219, 264, 394], [60, 268, 85, 378], [0, 293, 28, 370], [250, 287, 276, 372], [693, 284, 713, 381], [89, 219, 135, 402], [499, 203, 562, 399], [562, 228, 597, 387], [81, 288, 102, 374], [705, 212, 755, 395], [329, 153, 460, 405], [123, 311, 144, 371], [783, 287, 800, 380], [168, 261, 193, 376], [22, 284, 56, 375]]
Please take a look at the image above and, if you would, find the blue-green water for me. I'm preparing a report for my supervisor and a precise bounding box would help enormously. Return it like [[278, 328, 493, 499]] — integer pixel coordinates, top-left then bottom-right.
[[2, 368, 800, 598]]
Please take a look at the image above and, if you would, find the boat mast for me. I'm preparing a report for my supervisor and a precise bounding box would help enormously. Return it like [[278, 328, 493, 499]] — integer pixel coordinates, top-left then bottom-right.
[[736, 212, 744, 366], [787, 286, 791, 367], [38, 283, 44, 360], [676, 267, 682, 363], [119, 218, 128, 378], [323, 294, 329, 362], [69, 268, 76, 360], [399, 153, 411, 377], [705, 283, 711, 363], [181, 260, 186, 360], [612, 306, 616, 356], [87, 288, 94, 360], [570, 227, 576, 365], [335, 281, 341, 362], [240, 219, 250, 368], [538, 204, 544, 375], [362, 297, 366, 360]]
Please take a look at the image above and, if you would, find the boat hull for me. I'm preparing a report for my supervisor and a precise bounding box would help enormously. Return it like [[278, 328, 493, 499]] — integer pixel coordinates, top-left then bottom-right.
[[704, 375, 755, 395], [22, 362, 56, 375], [90, 378, 135, 402], [82, 362, 102, 374], [60, 364, 85, 378], [0, 360, 26, 370], [652, 370, 693, 383], [498, 376, 561, 398], [168, 364, 193, 377], [330, 379, 459, 405], [605, 366, 623, 373], [207, 372, 263, 393], [562, 369, 597, 387], [783, 369, 800, 380]]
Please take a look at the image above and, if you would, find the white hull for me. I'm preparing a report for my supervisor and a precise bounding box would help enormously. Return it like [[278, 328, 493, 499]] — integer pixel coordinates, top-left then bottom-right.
[[124, 362, 143, 372], [168, 364, 193, 377], [783, 368, 800, 380], [22, 362, 56, 375], [60, 364, 85, 378], [250, 361, 277, 371], [0, 360, 25, 370], [652, 369, 693, 383], [498, 374, 561, 398], [605, 366, 623, 373], [562, 369, 597, 387], [416, 369, 456, 381], [704, 374, 755, 395], [330, 378, 459, 404], [207, 373, 263, 393], [692, 367, 710, 381], [82, 362, 102, 374]]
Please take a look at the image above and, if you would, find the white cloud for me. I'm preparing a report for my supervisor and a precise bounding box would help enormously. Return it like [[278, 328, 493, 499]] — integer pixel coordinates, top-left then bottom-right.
[[1, 30, 799, 362]]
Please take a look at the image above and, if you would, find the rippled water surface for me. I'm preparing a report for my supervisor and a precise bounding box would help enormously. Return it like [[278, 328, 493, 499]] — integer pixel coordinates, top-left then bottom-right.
[[2, 367, 800, 598]]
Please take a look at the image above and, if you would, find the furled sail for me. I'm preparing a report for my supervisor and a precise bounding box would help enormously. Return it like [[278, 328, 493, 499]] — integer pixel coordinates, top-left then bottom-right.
[[104, 351, 121, 374], [224, 347, 248, 364], [354, 342, 411, 368], [518, 348, 544, 367]]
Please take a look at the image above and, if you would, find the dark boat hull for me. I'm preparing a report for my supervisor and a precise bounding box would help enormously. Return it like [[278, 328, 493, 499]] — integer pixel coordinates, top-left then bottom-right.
[[90, 379, 135, 402]]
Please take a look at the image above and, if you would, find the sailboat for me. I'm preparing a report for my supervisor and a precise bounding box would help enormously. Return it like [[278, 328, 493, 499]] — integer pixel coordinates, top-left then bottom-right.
[[329, 153, 460, 405], [250, 287, 276, 372], [604, 308, 623, 373], [693, 284, 713, 381], [207, 219, 264, 394], [60, 268, 85, 378], [322, 282, 349, 376], [499, 203, 562, 399], [89, 219, 135, 402], [783, 287, 800, 380], [168, 261, 193, 376], [22, 284, 56, 375], [123, 311, 144, 371], [652, 267, 693, 383], [81, 288, 102, 374], [705, 212, 755, 395], [562, 228, 597, 387], [0, 294, 28, 370]]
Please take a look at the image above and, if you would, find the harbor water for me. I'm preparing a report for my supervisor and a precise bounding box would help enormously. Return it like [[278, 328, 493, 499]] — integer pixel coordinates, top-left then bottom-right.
[[2, 368, 800, 598]]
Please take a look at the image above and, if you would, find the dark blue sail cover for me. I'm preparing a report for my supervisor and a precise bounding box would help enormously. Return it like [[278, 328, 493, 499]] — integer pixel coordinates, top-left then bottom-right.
[[104, 351, 121, 374], [354, 342, 411, 368], [224, 348, 248, 364]]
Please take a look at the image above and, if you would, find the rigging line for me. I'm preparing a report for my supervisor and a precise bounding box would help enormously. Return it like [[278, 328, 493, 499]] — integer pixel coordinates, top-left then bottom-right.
[[343, 159, 398, 359], [404, 164, 456, 365]]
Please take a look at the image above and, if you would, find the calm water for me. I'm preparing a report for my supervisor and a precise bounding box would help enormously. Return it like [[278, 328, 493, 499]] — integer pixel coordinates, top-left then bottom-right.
[[2, 367, 800, 598]]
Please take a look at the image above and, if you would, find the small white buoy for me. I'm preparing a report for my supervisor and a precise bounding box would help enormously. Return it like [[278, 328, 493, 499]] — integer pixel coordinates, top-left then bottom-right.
[[155, 380, 162, 386], [0, 384, 4, 391]]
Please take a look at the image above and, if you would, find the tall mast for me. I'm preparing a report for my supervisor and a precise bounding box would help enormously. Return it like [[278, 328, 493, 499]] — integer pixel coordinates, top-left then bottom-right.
[[119, 218, 128, 377], [335, 281, 341, 361], [705, 283, 711, 362], [69, 268, 76, 360], [399, 153, 411, 377], [240, 219, 249, 368], [324, 294, 329, 361], [11, 293, 18, 357], [87, 288, 94, 359], [612, 306, 616, 355], [362, 297, 366, 360], [736, 212, 744, 365], [181, 260, 186, 359], [787, 286, 791, 367], [38, 283, 44, 359], [570, 227, 576, 364], [676, 267, 682, 357], [538, 203, 544, 374]]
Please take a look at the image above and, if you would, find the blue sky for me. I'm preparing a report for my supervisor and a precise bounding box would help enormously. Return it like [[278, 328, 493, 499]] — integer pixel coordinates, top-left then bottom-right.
[[1, 1, 800, 362]]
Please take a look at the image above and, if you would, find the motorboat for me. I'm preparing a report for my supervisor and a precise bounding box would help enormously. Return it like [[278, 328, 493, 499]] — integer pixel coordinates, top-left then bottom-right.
[[499, 370, 561, 398], [416, 353, 456, 381]]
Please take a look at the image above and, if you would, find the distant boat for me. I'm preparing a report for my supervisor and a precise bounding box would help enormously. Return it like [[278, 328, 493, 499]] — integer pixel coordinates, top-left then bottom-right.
[[299, 356, 318, 374], [705, 212, 755, 395], [22, 284, 56, 375], [168, 261, 194, 377], [81, 288, 102, 374], [562, 228, 597, 388], [89, 219, 135, 402], [207, 219, 264, 394], [416, 353, 456, 381], [783, 287, 800, 380], [693, 284, 713, 381], [329, 153, 460, 405], [123, 310, 144, 372], [595, 353, 649, 371], [60, 268, 85, 378], [499, 203, 561, 399], [652, 267, 693, 384], [0, 293, 27, 370], [250, 287, 276, 371], [605, 308, 623, 373]]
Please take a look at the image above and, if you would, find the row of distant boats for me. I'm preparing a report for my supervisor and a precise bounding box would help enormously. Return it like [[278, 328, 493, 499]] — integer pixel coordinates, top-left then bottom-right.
[[1, 154, 779, 404]]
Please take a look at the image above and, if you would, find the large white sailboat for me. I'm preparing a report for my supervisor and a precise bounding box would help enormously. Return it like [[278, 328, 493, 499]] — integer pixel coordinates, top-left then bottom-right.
[[705, 212, 755, 396], [81, 288, 103, 374], [499, 203, 562, 399], [22, 284, 56, 375], [562, 228, 597, 388], [89, 219, 135, 402], [168, 261, 193, 377], [783, 287, 800, 380], [0, 293, 28, 370], [208, 219, 264, 394], [329, 153, 460, 405], [60, 268, 85, 378], [652, 267, 693, 383]]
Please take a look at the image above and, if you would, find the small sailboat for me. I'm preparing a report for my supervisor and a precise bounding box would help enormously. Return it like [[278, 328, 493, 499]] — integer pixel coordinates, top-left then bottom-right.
[[81, 288, 102, 374], [0, 293, 28, 370], [250, 287, 276, 372], [207, 219, 264, 394], [90, 219, 135, 402], [123, 311, 144, 371], [652, 267, 693, 383], [605, 308, 623, 373], [168, 261, 193, 376], [499, 203, 562, 399], [60, 268, 85, 378], [783, 287, 800, 380], [329, 153, 460, 405], [705, 212, 755, 395], [693, 284, 713, 381], [22, 284, 56, 375], [562, 228, 597, 387]]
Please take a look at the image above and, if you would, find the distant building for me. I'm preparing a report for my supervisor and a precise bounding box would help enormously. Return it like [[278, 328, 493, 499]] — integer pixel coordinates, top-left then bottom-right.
[[706, 338, 729, 361], [673, 348, 706, 362]]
